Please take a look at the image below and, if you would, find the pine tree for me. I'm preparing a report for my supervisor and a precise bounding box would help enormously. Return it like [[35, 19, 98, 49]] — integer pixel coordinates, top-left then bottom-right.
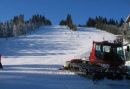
[[119, 18, 124, 26], [86, 17, 96, 27], [59, 14, 77, 31], [44, 19, 52, 25], [66, 14, 73, 26], [59, 20, 66, 25]]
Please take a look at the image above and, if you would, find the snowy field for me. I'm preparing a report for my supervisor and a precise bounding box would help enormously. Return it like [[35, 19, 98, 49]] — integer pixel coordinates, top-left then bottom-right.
[[0, 26, 129, 89]]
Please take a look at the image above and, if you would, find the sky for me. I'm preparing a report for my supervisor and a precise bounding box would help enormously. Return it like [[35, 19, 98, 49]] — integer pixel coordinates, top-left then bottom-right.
[[0, 0, 129, 25]]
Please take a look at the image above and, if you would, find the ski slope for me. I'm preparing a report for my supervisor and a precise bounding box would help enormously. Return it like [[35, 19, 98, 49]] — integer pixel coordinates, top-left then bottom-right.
[[0, 26, 129, 89]]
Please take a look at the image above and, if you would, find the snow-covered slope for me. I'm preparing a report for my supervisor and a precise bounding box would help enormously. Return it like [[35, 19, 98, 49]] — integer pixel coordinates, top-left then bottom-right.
[[0, 26, 116, 65], [0, 26, 129, 89]]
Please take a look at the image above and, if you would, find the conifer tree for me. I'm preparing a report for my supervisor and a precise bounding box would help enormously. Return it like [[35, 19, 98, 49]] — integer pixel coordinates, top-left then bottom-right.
[[119, 18, 124, 26], [86, 17, 96, 27], [59, 14, 77, 31], [66, 14, 73, 26], [59, 20, 66, 25]]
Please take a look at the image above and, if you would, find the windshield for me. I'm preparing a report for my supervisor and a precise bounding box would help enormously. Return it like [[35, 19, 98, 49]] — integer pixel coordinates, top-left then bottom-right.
[[95, 45, 125, 59], [103, 45, 125, 59], [117, 47, 124, 56]]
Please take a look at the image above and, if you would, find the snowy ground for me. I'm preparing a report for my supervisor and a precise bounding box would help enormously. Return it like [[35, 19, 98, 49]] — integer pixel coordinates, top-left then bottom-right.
[[0, 26, 129, 89]]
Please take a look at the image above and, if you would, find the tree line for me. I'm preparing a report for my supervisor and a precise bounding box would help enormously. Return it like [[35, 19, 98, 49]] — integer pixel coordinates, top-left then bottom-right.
[[0, 14, 51, 38], [86, 16, 124, 27], [59, 15, 124, 35], [85, 16, 124, 34], [0, 14, 125, 38]]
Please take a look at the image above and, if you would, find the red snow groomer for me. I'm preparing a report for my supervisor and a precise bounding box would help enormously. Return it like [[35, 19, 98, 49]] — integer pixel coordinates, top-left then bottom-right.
[[89, 41, 125, 66], [64, 41, 130, 80]]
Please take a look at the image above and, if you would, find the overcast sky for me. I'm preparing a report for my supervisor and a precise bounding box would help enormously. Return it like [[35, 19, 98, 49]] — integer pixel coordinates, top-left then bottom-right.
[[0, 0, 129, 24]]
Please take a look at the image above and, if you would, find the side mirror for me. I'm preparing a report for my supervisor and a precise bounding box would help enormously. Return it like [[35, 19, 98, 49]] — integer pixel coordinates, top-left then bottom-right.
[[127, 46, 130, 52]]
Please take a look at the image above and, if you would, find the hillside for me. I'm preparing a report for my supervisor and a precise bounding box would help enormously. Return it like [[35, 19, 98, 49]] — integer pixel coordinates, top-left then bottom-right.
[[0, 26, 129, 89]]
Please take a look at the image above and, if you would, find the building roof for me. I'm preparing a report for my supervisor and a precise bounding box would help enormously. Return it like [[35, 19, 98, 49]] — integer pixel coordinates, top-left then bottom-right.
[[126, 14, 130, 23]]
